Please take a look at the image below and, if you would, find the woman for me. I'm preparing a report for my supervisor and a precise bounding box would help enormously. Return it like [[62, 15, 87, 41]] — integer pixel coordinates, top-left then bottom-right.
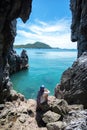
[[36, 85, 50, 110]]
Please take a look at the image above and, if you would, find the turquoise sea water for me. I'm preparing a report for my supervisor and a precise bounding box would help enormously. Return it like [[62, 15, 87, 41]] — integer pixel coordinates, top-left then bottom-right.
[[10, 49, 77, 99]]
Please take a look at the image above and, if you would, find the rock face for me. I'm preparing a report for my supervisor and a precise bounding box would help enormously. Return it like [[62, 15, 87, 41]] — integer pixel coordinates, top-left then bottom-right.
[[70, 0, 87, 57], [60, 52, 87, 108], [8, 49, 28, 74], [0, 0, 32, 103]]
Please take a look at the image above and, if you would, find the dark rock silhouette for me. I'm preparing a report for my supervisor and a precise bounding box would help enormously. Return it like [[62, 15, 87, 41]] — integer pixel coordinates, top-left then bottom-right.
[[70, 0, 87, 57], [60, 52, 87, 108], [0, 0, 32, 103]]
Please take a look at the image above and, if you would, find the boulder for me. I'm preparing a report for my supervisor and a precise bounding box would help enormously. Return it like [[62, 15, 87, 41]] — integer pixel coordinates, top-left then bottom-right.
[[47, 121, 66, 130], [51, 99, 69, 117], [42, 110, 61, 124]]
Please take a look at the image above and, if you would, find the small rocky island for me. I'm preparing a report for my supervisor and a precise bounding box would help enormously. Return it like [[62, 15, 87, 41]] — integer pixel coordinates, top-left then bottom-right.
[[8, 49, 28, 74], [0, 0, 87, 130]]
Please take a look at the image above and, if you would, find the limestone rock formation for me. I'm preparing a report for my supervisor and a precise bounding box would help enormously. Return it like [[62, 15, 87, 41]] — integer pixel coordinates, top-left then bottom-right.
[[0, 0, 32, 103], [60, 52, 87, 108], [70, 0, 87, 57], [8, 49, 28, 74], [0, 95, 85, 130], [0, 94, 47, 130]]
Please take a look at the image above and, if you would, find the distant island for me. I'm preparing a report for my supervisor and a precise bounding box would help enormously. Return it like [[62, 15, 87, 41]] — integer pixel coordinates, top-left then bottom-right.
[[14, 41, 77, 51], [14, 42, 52, 49]]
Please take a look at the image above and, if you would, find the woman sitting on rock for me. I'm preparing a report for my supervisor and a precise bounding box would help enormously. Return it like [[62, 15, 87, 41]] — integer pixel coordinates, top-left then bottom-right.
[[36, 85, 50, 111]]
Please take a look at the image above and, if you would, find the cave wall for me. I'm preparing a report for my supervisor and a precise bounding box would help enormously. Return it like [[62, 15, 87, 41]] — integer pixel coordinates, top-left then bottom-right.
[[0, 0, 32, 103], [70, 0, 87, 57], [60, 52, 87, 108]]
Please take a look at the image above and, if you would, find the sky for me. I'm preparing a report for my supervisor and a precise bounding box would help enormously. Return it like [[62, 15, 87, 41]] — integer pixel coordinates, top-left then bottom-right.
[[14, 0, 77, 49]]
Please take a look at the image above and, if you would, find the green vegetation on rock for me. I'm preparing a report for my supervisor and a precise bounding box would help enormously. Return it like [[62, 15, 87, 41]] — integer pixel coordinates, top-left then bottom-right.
[[14, 42, 52, 49]]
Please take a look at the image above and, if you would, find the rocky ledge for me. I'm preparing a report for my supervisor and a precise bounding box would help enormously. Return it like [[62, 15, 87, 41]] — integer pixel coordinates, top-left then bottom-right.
[[0, 92, 87, 130]]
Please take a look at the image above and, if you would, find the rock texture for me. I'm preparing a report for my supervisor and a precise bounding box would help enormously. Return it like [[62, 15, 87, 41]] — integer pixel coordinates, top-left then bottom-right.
[[0, 95, 85, 130], [70, 0, 87, 57], [47, 121, 66, 130], [0, 0, 32, 103], [64, 110, 87, 130], [0, 91, 47, 130], [42, 111, 61, 124], [60, 52, 87, 108], [8, 49, 28, 74]]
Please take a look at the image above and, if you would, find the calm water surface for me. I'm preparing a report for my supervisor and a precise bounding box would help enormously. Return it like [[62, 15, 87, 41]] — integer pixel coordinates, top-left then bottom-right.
[[10, 49, 77, 99]]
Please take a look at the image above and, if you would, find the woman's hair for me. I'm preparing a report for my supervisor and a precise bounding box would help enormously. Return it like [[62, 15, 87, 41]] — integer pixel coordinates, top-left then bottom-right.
[[40, 87, 44, 93], [40, 85, 45, 92], [37, 86, 44, 104]]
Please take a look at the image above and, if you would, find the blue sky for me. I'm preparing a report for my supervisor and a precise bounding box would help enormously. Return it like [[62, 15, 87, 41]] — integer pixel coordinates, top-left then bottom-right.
[[14, 0, 77, 49]]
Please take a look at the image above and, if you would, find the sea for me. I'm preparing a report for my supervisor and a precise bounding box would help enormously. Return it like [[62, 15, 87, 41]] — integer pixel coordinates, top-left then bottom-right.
[[10, 48, 77, 99]]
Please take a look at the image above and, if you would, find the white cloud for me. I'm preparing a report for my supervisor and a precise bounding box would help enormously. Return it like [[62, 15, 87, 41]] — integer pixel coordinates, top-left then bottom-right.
[[14, 19, 77, 49]]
